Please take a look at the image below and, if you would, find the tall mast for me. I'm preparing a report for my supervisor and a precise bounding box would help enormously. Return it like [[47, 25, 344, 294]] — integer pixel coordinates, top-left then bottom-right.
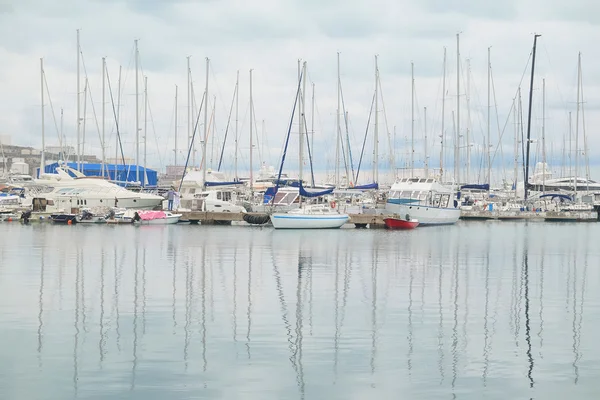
[[299, 61, 307, 185], [116, 65, 121, 172], [374, 55, 379, 183], [235, 70, 239, 180], [513, 96, 518, 200], [249, 69, 253, 190], [487, 47, 491, 192], [411, 61, 415, 178], [440, 47, 446, 182], [575, 52, 581, 197], [569, 111, 572, 183], [523, 34, 541, 202], [424, 106, 428, 177], [101, 57, 106, 178], [174, 84, 178, 166], [542, 78, 546, 193], [143, 75, 148, 187], [336, 52, 341, 186], [455, 33, 460, 186], [466, 58, 471, 184], [135, 39, 139, 183], [187, 56, 191, 167], [76, 29, 81, 171], [311, 82, 315, 166], [202, 57, 209, 185], [40, 58, 45, 177]]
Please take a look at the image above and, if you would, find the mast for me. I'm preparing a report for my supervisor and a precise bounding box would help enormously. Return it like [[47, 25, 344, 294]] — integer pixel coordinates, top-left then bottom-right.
[[513, 96, 519, 200], [40, 58, 45, 177], [466, 58, 471, 184], [374, 55, 379, 183], [249, 69, 253, 190], [76, 29, 81, 171], [143, 75, 148, 187], [336, 52, 341, 186], [411, 61, 414, 178], [101, 57, 106, 178], [235, 70, 239, 180], [82, 78, 88, 161], [569, 111, 572, 183], [187, 56, 191, 167], [542, 78, 546, 193], [487, 47, 491, 193], [440, 47, 446, 182], [424, 106, 428, 177], [311, 82, 315, 165], [523, 34, 541, 201], [299, 61, 307, 185], [116, 65, 121, 173], [202, 57, 209, 185], [455, 33, 460, 186], [174, 85, 178, 166], [135, 39, 139, 183], [575, 52, 581, 197]]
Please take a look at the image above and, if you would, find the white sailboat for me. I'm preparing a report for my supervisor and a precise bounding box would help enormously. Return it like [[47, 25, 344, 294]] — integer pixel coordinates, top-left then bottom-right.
[[270, 61, 349, 229]]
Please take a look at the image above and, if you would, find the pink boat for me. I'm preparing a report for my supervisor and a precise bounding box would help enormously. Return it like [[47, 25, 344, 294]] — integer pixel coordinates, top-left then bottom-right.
[[132, 210, 182, 225]]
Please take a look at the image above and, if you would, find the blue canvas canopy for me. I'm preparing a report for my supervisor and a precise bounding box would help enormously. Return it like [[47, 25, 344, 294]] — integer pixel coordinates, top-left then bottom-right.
[[460, 184, 490, 190], [349, 182, 379, 190], [42, 162, 158, 187], [204, 181, 244, 187]]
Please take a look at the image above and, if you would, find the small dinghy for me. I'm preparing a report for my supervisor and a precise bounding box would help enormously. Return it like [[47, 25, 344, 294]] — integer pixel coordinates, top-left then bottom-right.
[[383, 214, 419, 230], [132, 210, 181, 225]]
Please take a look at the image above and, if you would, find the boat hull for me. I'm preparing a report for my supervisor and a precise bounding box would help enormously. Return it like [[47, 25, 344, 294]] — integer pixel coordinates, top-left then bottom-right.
[[270, 213, 349, 229], [385, 203, 460, 225], [384, 218, 419, 230], [135, 215, 181, 225]]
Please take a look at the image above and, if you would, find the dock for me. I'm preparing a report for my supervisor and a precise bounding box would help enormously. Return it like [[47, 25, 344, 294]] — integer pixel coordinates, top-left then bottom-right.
[[180, 211, 387, 227]]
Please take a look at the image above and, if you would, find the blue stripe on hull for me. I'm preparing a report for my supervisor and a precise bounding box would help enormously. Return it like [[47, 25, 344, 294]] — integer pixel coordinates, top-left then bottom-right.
[[272, 216, 349, 220]]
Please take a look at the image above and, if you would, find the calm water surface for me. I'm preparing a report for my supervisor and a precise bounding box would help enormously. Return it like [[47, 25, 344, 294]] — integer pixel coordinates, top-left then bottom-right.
[[1, 222, 599, 399]]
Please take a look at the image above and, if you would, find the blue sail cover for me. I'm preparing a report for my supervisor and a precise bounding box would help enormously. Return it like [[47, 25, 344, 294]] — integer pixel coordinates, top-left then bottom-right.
[[350, 182, 379, 190], [204, 181, 244, 187], [263, 186, 278, 203], [299, 184, 334, 198], [539, 193, 572, 201], [460, 184, 490, 190]]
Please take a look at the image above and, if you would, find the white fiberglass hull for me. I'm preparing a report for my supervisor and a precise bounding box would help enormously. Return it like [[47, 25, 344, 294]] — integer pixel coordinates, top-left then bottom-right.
[[270, 213, 349, 229], [385, 203, 460, 226], [135, 215, 181, 225]]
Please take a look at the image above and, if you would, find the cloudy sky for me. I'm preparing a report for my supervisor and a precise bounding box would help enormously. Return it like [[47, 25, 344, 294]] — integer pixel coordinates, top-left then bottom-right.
[[1, 0, 599, 184]]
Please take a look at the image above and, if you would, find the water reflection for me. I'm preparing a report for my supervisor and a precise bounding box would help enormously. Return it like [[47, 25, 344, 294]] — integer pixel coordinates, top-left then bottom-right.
[[1, 223, 599, 399]]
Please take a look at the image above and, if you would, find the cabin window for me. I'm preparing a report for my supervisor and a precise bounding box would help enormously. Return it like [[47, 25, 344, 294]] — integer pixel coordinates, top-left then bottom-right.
[[440, 194, 450, 208], [217, 192, 222, 200], [433, 194, 441, 207], [223, 192, 231, 202]]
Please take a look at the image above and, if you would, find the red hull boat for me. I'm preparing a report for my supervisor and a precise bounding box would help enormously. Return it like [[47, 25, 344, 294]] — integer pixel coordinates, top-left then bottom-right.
[[383, 217, 419, 230]]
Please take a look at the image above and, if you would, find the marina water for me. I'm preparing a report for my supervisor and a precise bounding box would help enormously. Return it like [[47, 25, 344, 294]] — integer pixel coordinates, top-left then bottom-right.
[[1, 222, 599, 399]]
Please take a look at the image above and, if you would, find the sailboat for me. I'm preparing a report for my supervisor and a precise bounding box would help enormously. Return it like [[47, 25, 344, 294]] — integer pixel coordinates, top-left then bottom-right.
[[270, 62, 349, 229]]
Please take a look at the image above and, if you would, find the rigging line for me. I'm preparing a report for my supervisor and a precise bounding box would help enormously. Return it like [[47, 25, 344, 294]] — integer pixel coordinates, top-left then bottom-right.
[[490, 66, 507, 183], [355, 91, 376, 184], [80, 51, 105, 154], [42, 71, 64, 151], [178, 91, 206, 193], [272, 69, 304, 204], [217, 81, 237, 172], [377, 74, 395, 172], [339, 79, 356, 180], [251, 97, 263, 166], [489, 51, 533, 168], [146, 88, 164, 172], [300, 104, 316, 187], [337, 80, 350, 178], [209, 62, 234, 118], [105, 66, 127, 169]]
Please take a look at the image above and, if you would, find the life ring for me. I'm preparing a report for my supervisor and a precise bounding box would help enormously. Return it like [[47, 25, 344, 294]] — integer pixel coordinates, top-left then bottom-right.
[[330, 201, 337, 209]]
